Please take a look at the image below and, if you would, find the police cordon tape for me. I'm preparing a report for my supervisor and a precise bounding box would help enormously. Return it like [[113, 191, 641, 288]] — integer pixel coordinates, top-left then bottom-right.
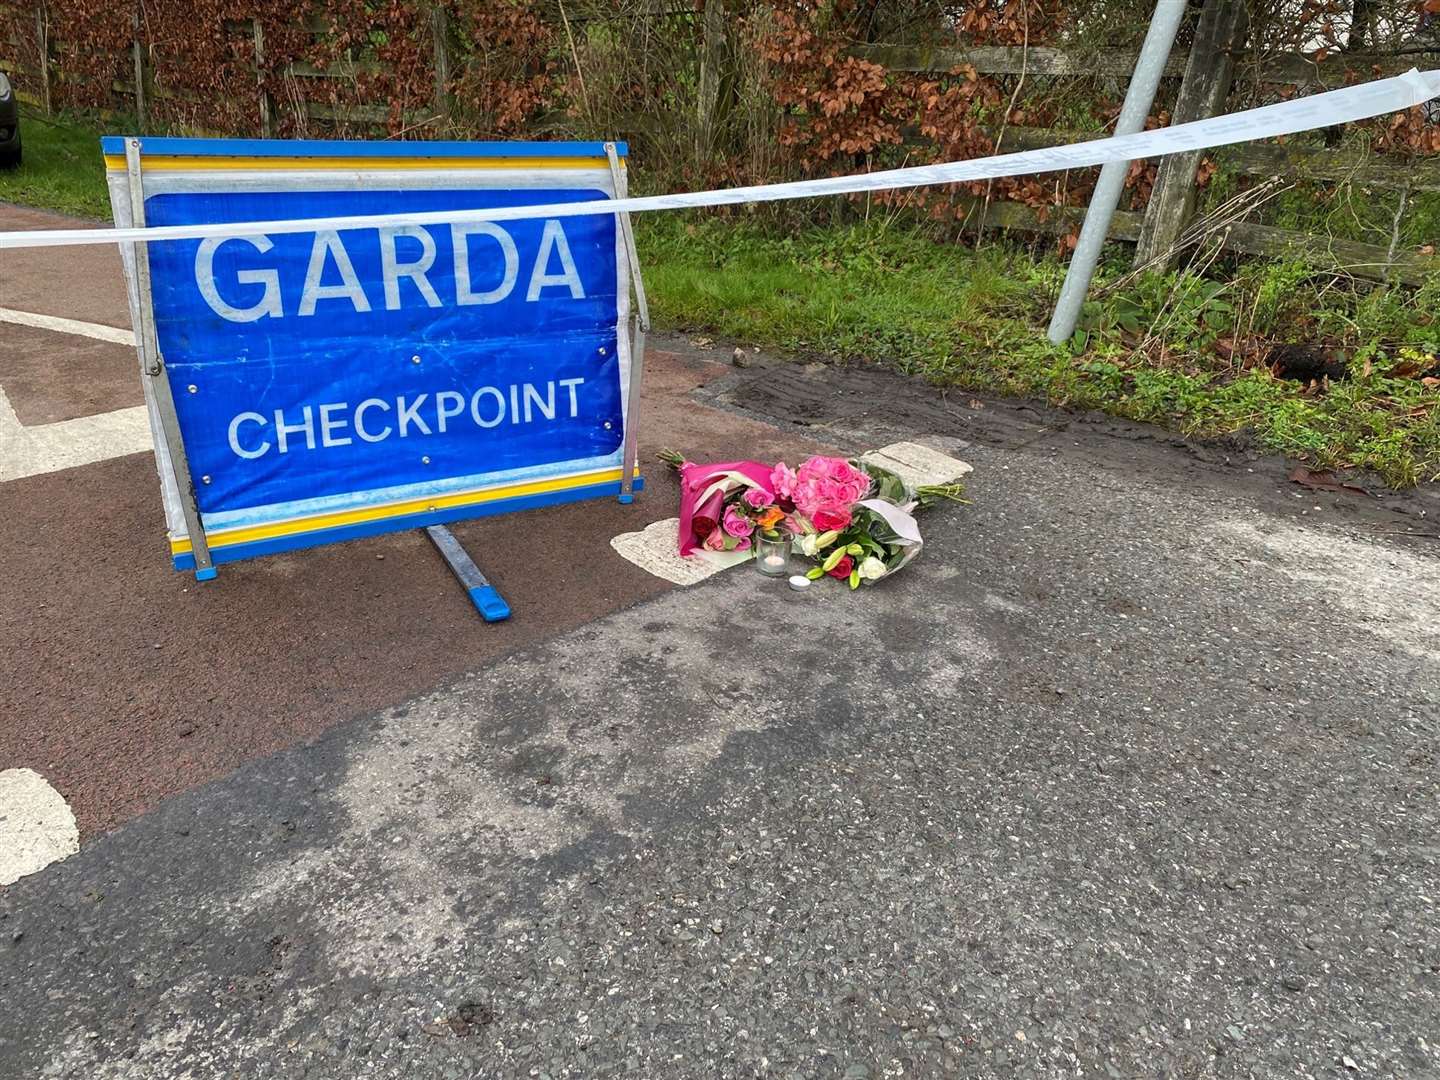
[[1, 67, 1437, 252]]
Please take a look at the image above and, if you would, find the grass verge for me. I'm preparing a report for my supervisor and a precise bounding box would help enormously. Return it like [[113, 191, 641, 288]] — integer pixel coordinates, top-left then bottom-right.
[[1, 110, 1435, 486], [637, 215, 1440, 488], [0, 109, 112, 219]]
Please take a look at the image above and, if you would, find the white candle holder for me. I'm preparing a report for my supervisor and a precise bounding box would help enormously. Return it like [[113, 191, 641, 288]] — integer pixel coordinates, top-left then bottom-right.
[[754, 530, 791, 577]]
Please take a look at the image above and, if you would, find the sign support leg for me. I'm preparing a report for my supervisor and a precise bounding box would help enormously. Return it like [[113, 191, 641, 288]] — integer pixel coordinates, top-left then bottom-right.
[[618, 316, 646, 505], [605, 142, 649, 504], [425, 525, 511, 622], [124, 138, 217, 581]]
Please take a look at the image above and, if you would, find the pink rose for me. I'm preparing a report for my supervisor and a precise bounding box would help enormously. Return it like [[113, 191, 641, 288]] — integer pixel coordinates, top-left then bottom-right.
[[822, 458, 871, 502], [793, 476, 854, 520], [795, 458, 845, 510], [743, 487, 772, 510], [723, 505, 754, 538], [703, 529, 727, 551], [677, 459, 781, 556], [791, 485, 819, 517]]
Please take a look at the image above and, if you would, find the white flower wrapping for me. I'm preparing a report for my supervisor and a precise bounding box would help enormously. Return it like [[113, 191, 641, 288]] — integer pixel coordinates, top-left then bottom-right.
[[853, 498, 924, 582]]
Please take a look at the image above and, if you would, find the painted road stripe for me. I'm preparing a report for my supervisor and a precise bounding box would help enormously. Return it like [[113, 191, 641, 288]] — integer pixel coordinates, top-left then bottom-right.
[[611, 443, 973, 585], [0, 307, 154, 481], [0, 386, 152, 483], [0, 769, 79, 886], [0, 307, 135, 346]]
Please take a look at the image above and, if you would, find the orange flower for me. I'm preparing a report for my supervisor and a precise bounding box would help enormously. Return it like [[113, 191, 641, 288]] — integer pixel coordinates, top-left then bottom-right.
[[757, 506, 785, 528]]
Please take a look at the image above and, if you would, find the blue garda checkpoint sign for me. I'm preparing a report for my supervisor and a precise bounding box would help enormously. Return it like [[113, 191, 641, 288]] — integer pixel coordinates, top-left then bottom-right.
[[103, 136, 642, 574]]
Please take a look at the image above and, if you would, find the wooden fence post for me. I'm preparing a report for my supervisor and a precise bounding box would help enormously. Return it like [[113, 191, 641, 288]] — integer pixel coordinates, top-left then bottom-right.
[[34, 3, 53, 115], [431, 4, 451, 122], [1133, 0, 1249, 269], [253, 18, 273, 138], [132, 8, 147, 130]]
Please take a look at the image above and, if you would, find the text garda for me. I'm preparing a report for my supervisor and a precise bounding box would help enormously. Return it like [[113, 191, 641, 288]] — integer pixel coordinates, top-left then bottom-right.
[[196, 219, 587, 322]]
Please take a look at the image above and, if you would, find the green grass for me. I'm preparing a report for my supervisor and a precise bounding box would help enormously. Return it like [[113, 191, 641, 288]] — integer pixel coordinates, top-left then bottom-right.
[[0, 109, 112, 219], [3, 110, 1436, 486], [637, 215, 1440, 487]]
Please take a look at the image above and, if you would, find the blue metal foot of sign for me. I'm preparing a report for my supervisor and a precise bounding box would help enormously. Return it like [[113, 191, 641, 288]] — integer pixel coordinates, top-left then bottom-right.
[[468, 584, 512, 622], [617, 493, 635, 504], [195, 566, 218, 582], [425, 524, 511, 622]]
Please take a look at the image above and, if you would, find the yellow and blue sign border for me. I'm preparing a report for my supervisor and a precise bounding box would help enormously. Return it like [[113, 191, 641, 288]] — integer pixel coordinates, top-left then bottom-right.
[[170, 466, 641, 570], [104, 136, 644, 574], [100, 136, 628, 172]]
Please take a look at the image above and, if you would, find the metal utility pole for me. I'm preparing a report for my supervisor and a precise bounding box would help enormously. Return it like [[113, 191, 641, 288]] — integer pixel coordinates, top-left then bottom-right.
[[1046, 0, 1187, 345]]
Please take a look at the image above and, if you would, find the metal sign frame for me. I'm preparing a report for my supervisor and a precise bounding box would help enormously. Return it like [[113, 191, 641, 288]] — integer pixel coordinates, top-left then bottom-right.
[[606, 140, 650, 505], [122, 138, 217, 579], [106, 136, 647, 580]]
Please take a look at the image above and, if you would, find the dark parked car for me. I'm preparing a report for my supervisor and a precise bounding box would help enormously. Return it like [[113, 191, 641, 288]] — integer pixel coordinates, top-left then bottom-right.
[[0, 71, 19, 168]]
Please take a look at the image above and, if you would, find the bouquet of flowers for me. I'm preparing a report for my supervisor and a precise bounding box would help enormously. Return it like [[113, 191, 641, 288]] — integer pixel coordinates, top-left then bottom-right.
[[659, 449, 966, 588]]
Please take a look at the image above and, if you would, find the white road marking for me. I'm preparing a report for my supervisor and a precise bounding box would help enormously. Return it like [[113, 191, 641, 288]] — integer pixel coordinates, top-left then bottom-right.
[[0, 305, 151, 481], [611, 443, 974, 584], [0, 385, 152, 482], [0, 769, 79, 886], [0, 306, 134, 346]]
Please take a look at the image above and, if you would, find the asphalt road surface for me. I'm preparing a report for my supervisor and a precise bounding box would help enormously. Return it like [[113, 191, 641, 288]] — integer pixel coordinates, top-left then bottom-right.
[[3, 203, 1439, 1078]]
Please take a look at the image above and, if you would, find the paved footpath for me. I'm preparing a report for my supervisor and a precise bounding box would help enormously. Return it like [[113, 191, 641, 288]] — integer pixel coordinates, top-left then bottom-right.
[[3, 204, 1440, 1078]]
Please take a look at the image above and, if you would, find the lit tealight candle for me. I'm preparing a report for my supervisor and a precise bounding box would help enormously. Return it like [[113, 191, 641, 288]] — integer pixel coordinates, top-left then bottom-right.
[[762, 554, 786, 570], [788, 574, 811, 591]]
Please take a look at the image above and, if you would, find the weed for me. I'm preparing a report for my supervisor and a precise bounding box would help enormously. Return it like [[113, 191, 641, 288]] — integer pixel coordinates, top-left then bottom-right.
[[1, 110, 1436, 488], [0, 110, 112, 220], [638, 213, 1440, 488]]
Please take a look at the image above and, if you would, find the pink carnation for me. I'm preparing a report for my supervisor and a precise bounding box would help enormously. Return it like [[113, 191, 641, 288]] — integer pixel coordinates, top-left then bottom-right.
[[769, 463, 798, 500]]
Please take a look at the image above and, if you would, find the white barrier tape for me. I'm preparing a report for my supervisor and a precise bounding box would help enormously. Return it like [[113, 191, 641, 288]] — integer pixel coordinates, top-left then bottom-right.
[[1, 68, 1436, 251]]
